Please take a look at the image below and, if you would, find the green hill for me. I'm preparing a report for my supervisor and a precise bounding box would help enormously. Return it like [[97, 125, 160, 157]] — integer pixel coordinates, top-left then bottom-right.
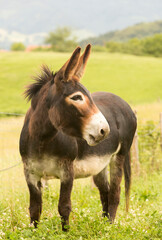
[[80, 21, 162, 46]]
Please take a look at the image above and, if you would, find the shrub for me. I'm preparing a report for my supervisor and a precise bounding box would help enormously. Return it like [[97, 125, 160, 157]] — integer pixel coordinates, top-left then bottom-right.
[[11, 42, 26, 51], [138, 121, 161, 172], [143, 34, 162, 57], [106, 41, 122, 52]]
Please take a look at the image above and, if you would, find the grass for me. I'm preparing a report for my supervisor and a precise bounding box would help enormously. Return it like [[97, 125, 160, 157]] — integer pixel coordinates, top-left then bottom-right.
[[0, 51, 162, 239], [0, 173, 161, 240], [0, 51, 162, 114], [0, 117, 162, 240]]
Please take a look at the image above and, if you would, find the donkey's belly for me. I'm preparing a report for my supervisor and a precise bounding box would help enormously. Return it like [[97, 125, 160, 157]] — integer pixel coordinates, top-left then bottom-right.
[[27, 157, 63, 180], [73, 154, 111, 178], [27, 154, 112, 182]]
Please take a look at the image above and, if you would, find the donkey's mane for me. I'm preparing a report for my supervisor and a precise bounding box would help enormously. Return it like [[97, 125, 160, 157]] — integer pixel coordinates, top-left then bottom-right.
[[24, 65, 54, 101]]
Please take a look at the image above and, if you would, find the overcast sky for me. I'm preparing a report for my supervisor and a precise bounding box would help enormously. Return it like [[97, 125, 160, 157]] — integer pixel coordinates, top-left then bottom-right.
[[0, 0, 162, 35]]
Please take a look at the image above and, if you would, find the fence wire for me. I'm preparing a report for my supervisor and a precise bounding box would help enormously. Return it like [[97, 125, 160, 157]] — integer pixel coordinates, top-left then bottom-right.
[[0, 112, 24, 117], [0, 161, 21, 173]]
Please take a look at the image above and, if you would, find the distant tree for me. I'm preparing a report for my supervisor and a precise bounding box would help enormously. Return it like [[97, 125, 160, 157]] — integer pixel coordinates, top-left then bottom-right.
[[142, 34, 162, 57], [122, 38, 144, 56], [45, 27, 77, 52], [11, 42, 26, 51], [105, 34, 162, 57], [105, 41, 122, 52]]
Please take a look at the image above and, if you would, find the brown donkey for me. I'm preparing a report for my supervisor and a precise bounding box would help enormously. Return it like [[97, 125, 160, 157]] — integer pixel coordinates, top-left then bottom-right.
[[19, 44, 137, 231]]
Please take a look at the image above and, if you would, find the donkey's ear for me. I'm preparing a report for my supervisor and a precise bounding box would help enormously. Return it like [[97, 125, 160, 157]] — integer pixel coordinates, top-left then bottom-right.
[[64, 47, 81, 81], [74, 44, 91, 80], [56, 47, 81, 82]]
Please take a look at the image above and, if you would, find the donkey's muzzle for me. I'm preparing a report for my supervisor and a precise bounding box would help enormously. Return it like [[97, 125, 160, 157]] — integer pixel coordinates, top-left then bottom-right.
[[83, 112, 110, 146]]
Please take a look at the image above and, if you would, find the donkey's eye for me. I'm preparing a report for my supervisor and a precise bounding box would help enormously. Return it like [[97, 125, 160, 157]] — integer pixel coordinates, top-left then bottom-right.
[[71, 95, 83, 101]]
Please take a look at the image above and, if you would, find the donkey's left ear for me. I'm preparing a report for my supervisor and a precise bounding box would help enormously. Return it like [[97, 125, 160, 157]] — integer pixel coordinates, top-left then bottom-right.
[[74, 44, 91, 80], [64, 46, 81, 81], [55, 46, 81, 84]]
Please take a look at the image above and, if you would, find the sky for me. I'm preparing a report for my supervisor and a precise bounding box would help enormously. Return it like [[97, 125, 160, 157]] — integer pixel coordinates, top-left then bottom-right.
[[0, 0, 162, 35]]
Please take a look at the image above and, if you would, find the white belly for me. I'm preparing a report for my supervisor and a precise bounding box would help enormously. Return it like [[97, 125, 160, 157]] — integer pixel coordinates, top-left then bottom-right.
[[73, 155, 111, 178], [26, 144, 121, 188], [27, 154, 111, 181]]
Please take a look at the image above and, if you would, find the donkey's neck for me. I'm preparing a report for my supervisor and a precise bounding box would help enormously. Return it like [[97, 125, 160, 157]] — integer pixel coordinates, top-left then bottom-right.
[[29, 102, 57, 141]]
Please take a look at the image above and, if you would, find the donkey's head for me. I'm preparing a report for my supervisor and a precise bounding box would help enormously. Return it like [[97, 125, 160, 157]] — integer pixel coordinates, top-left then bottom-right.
[[48, 44, 110, 146]]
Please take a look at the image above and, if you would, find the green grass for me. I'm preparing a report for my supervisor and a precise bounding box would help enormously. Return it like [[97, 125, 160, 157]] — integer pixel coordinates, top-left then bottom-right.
[[0, 51, 162, 114], [0, 52, 162, 239], [0, 170, 161, 240], [0, 117, 161, 239]]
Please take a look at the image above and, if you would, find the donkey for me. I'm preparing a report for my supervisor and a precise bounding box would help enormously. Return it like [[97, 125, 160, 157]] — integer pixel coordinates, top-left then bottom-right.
[[19, 44, 137, 231]]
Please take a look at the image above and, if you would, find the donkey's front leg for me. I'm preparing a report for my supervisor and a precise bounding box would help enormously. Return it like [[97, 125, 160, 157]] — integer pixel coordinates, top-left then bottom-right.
[[58, 164, 74, 231], [24, 168, 42, 228]]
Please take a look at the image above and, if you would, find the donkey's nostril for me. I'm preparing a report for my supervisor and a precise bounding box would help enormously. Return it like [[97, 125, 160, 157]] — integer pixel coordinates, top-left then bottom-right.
[[100, 129, 105, 136]]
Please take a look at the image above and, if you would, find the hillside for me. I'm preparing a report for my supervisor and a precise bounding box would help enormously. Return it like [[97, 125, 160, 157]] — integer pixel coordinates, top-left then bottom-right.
[[80, 21, 162, 46], [0, 51, 162, 115]]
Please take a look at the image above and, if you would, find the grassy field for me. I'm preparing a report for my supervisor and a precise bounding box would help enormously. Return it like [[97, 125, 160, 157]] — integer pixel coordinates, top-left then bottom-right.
[[0, 51, 162, 239], [0, 118, 161, 240], [0, 51, 162, 114]]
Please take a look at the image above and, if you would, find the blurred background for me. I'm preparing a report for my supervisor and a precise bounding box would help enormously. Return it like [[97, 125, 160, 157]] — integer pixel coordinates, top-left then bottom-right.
[[0, 1, 162, 239], [0, 0, 162, 53]]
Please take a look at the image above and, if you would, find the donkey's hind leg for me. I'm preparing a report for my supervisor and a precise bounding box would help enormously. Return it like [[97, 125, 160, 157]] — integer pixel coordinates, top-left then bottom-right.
[[108, 154, 124, 222], [24, 168, 42, 228], [93, 167, 109, 218]]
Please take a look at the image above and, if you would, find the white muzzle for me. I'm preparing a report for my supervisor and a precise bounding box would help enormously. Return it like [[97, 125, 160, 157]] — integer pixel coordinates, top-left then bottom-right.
[[83, 111, 110, 146]]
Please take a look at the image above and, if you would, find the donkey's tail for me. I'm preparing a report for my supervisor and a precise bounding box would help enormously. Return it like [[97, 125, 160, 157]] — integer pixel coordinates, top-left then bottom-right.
[[124, 151, 131, 212]]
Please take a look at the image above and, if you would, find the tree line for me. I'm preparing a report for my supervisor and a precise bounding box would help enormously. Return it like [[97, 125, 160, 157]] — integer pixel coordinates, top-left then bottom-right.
[[105, 34, 162, 57], [10, 27, 162, 57]]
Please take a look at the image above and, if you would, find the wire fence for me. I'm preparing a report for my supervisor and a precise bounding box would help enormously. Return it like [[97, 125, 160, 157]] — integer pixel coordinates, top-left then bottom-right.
[[0, 162, 22, 173], [0, 112, 24, 117]]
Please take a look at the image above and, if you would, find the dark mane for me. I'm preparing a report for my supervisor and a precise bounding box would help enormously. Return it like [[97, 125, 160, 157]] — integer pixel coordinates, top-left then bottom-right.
[[24, 65, 54, 101]]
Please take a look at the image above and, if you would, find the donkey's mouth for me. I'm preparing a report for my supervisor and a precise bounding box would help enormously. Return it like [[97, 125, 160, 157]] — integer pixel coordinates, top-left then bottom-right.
[[86, 133, 108, 146], [89, 134, 97, 146], [82, 111, 110, 146]]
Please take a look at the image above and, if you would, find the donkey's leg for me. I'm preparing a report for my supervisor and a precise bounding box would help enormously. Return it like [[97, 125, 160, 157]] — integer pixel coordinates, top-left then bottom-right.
[[24, 168, 42, 228], [58, 163, 74, 231], [108, 154, 124, 222], [93, 167, 109, 218]]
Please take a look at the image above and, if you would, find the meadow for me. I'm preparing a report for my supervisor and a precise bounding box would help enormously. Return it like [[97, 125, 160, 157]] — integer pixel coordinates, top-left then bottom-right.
[[0, 51, 162, 114], [0, 51, 162, 239]]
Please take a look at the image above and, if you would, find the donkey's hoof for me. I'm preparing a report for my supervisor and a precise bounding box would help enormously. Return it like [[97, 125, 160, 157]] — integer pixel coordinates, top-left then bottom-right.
[[62, 224, 70, 232]]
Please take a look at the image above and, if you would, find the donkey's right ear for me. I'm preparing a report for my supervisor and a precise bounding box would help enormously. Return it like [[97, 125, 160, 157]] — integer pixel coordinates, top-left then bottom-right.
[[74, 44, 91, 80]]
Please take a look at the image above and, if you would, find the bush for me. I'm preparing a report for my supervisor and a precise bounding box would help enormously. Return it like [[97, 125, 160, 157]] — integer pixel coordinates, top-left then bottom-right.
[[11, 42, 26, 51], [138, 121, 161, 172], [122, 38, 144, 56], [143, 34, 162, 57], [106, 41, 122, 52]]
